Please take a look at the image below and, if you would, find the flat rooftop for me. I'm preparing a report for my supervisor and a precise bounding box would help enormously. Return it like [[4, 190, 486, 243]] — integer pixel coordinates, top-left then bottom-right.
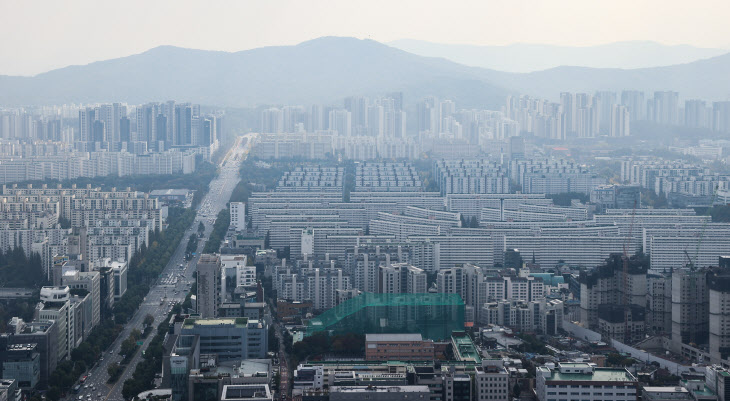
[[331, 385, 430, 393], [366, 333, 422, 342], [540, 367, 635, 382], [182, 317, 249, 329], [150, 189, 191, 196]]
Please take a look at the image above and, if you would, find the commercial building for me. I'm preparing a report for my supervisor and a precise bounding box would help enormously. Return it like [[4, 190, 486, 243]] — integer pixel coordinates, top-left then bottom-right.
[[364, 333, 435, 361], [1, 344, 40, 389], [37, 286, 73, 362], [230, 202, 247, 231], [197, 254, 221, 319], [536, 363, 638, 401], [590, 185, 641, 210], [330, 385, 430, 401], [179, 317, 268, 361], [3, 319, 58, 389], [474, 365, 509, 401], [220, 384, 272, 401]]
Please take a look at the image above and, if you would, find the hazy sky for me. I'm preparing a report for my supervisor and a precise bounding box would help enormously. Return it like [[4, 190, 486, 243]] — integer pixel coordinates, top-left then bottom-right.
[[2, 0, 730, 76]]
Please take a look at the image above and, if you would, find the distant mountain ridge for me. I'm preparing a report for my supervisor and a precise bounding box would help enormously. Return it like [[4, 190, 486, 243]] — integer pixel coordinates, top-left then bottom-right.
[[388, 39, 727, 72], [2, 37, 730, 108], [0, 37, 508, 108]]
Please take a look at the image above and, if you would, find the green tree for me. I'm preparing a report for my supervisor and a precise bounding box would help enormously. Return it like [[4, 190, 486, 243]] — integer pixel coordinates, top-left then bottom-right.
[[46, 387, 61, 401], [143, 314, 154, 327], [120, 337, 137, 357], [107, 362, 121, 382]]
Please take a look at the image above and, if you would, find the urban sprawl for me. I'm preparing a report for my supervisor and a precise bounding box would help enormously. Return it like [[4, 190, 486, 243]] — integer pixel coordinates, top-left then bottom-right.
[[1, 91, 730, 401]]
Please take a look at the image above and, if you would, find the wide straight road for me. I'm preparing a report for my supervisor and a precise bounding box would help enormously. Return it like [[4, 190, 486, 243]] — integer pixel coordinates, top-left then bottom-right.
[[71, 134, 255, 401]]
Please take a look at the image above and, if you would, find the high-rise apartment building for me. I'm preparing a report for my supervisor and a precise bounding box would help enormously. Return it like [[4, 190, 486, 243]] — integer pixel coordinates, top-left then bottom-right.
[[197, 254, 222, 319], [379, 263, 427, 294]]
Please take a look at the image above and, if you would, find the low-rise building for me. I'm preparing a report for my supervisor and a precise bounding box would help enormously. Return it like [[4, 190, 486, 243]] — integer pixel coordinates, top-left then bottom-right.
[[329, 385, 430, 401], [1, 344, 40, 390], [536, 363, 638, 401], [365, 334, 434, 361], [179, 317, 267, 361]]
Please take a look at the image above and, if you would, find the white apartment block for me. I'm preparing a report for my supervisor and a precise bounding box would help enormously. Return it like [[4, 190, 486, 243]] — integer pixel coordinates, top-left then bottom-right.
[[379, 263, 427, 294]]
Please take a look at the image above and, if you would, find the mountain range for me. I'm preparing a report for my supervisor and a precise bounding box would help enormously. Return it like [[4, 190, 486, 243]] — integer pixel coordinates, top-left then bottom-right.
[[2, 37, 730, 108], [389, 39, 727, 72]]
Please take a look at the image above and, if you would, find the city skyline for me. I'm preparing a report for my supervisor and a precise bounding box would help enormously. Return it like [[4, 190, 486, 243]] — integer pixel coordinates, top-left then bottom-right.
[[2, 0, 730, 76]]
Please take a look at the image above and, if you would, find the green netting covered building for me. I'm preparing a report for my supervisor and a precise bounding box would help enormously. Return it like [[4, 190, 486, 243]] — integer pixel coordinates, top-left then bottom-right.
[[306, 293, 465, 341]]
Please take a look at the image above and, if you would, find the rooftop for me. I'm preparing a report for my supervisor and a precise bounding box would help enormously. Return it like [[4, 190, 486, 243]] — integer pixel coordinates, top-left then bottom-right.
[[331, 385, 430, 393], [150, 189, 191, 196], [539, 365, 636, 382], [452, 332, 481, 364], [643, 386, 689, 393], [182, 317, 249, 329], [366, 333, 422, 342]]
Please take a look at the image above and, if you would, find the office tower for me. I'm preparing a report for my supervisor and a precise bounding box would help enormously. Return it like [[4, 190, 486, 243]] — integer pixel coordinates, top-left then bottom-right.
[[197, 254, 221, 318], [650, 91, 680, 125], [37, 287, 73, 362], [685, 99, 709, 128], [179, 317, 267, 360], [610, 104, 630, 137], [328, 109, 351, 137], [621, 90, 646, 121], [230, 202, 246, 231]]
